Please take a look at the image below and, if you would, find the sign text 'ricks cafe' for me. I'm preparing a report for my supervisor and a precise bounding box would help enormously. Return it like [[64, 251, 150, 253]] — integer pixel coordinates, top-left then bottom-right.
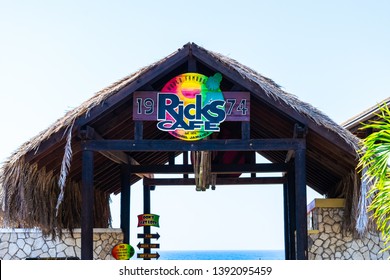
[[133, 72, 250, 141]]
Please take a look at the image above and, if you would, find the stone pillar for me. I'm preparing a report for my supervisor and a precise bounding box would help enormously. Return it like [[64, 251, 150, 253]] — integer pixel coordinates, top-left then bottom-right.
[[307, 199, 389, 260]]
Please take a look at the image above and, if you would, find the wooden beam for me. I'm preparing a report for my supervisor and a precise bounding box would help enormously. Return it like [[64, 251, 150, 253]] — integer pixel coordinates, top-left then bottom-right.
[[84, 139, 305, 152], [78, 126, 126, 164], [129, 163, 287, 174], [81, 149, 94, 260], [307, 198, 345, 212], [83, 127, 129, 164], [143, 177, 285, 186], [82, 126, 153, 179]]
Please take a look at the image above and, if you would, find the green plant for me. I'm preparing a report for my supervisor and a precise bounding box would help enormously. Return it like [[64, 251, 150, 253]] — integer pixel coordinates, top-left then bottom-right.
[[358, 104, 390, 252]]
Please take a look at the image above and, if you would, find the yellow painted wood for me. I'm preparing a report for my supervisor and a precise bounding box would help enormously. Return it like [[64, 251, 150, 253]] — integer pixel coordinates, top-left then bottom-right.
[[307, 198, 345, 212]]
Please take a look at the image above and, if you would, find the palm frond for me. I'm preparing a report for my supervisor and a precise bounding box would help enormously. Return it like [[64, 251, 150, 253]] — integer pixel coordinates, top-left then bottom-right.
[[56, 122, 74, 216], [358, 103, 390, 250]]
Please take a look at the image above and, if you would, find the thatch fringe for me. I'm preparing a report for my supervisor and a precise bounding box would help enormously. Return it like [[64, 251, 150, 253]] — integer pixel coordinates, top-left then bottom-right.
[[335, 170, 358, 235], [335, 169, 375, 237], [56, 122, 74, 216], [356, 167, 370, 235], [193, 151, 211, 191], [0, 158, 111, 237]]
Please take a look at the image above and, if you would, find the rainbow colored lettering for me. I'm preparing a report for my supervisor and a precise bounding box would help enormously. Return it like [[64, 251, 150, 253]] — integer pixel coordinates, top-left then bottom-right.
[[158, 73, 225, 141]]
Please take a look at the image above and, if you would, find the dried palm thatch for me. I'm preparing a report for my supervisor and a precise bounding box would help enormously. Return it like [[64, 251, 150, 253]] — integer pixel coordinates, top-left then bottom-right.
[[0, 157, 111, 237], [0, 47, 172, 235], [331, 165, 377, 237], [0, 42, 363, 236], [193, 151, 212, 191]]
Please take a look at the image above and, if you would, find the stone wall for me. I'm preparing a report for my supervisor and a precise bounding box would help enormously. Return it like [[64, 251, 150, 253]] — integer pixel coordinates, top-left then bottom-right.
[[307, 199, 389, 260], [0, 228, 123, 260]]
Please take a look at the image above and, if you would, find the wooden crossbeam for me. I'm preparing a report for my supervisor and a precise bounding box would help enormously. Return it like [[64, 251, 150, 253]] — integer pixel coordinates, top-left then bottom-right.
[[128, 163, 287, 174], [83, 139, 305, 152], [143, 177, 285, 186], [81, 126, 153, 179]]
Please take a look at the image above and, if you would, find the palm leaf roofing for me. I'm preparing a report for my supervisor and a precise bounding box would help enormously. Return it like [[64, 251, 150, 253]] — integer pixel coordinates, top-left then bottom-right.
[[0, 42, 361, 233]]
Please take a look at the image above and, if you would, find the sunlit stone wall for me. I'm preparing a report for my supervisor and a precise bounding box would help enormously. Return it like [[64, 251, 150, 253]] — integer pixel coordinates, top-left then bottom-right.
[[307, 199, 389, 260], [0, 228, 123, 260]]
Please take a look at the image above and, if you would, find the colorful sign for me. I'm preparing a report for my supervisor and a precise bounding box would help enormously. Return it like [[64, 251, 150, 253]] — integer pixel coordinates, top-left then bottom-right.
[[111, 243, 135, 260], [137, 214, 160, 227], [158, 72, 224, 141], [133, 73, 250, 141]]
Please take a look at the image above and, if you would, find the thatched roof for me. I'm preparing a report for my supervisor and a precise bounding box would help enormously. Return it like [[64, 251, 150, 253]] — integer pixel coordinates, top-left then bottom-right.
[[343, 97, 390, 138], [0, 42, 363, 235]]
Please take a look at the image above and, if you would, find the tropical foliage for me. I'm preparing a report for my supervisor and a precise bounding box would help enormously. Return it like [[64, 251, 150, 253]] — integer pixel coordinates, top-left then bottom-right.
[[358, 104, 390, 252]]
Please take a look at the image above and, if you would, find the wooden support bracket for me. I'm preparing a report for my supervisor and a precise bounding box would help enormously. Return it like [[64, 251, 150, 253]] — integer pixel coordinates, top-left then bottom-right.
[[79, 126, 153, 179], [285, 123, 308, 163]]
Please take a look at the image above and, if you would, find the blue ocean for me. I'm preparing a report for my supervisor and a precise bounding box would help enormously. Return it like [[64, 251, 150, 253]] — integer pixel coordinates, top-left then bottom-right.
[[157, 250, 284, 260]]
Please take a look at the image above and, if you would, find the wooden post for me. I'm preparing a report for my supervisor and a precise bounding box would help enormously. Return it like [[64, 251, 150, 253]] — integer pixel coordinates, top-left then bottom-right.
[[143, 185, 151, 260], [249, 151, 256, 178], [294, 147, 308, 260], [283, 162, 296, 260], [120, 164, 131, 244], [169, 152, 175, 165], [183, 151, 189, 179], [283, 173, 290, 260], [288, 163, 297, 260], [81, 149, 94, 260]]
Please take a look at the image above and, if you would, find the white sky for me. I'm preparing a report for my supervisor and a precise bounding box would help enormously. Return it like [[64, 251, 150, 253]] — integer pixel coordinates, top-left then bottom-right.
[[1, 0, 389, 251]]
